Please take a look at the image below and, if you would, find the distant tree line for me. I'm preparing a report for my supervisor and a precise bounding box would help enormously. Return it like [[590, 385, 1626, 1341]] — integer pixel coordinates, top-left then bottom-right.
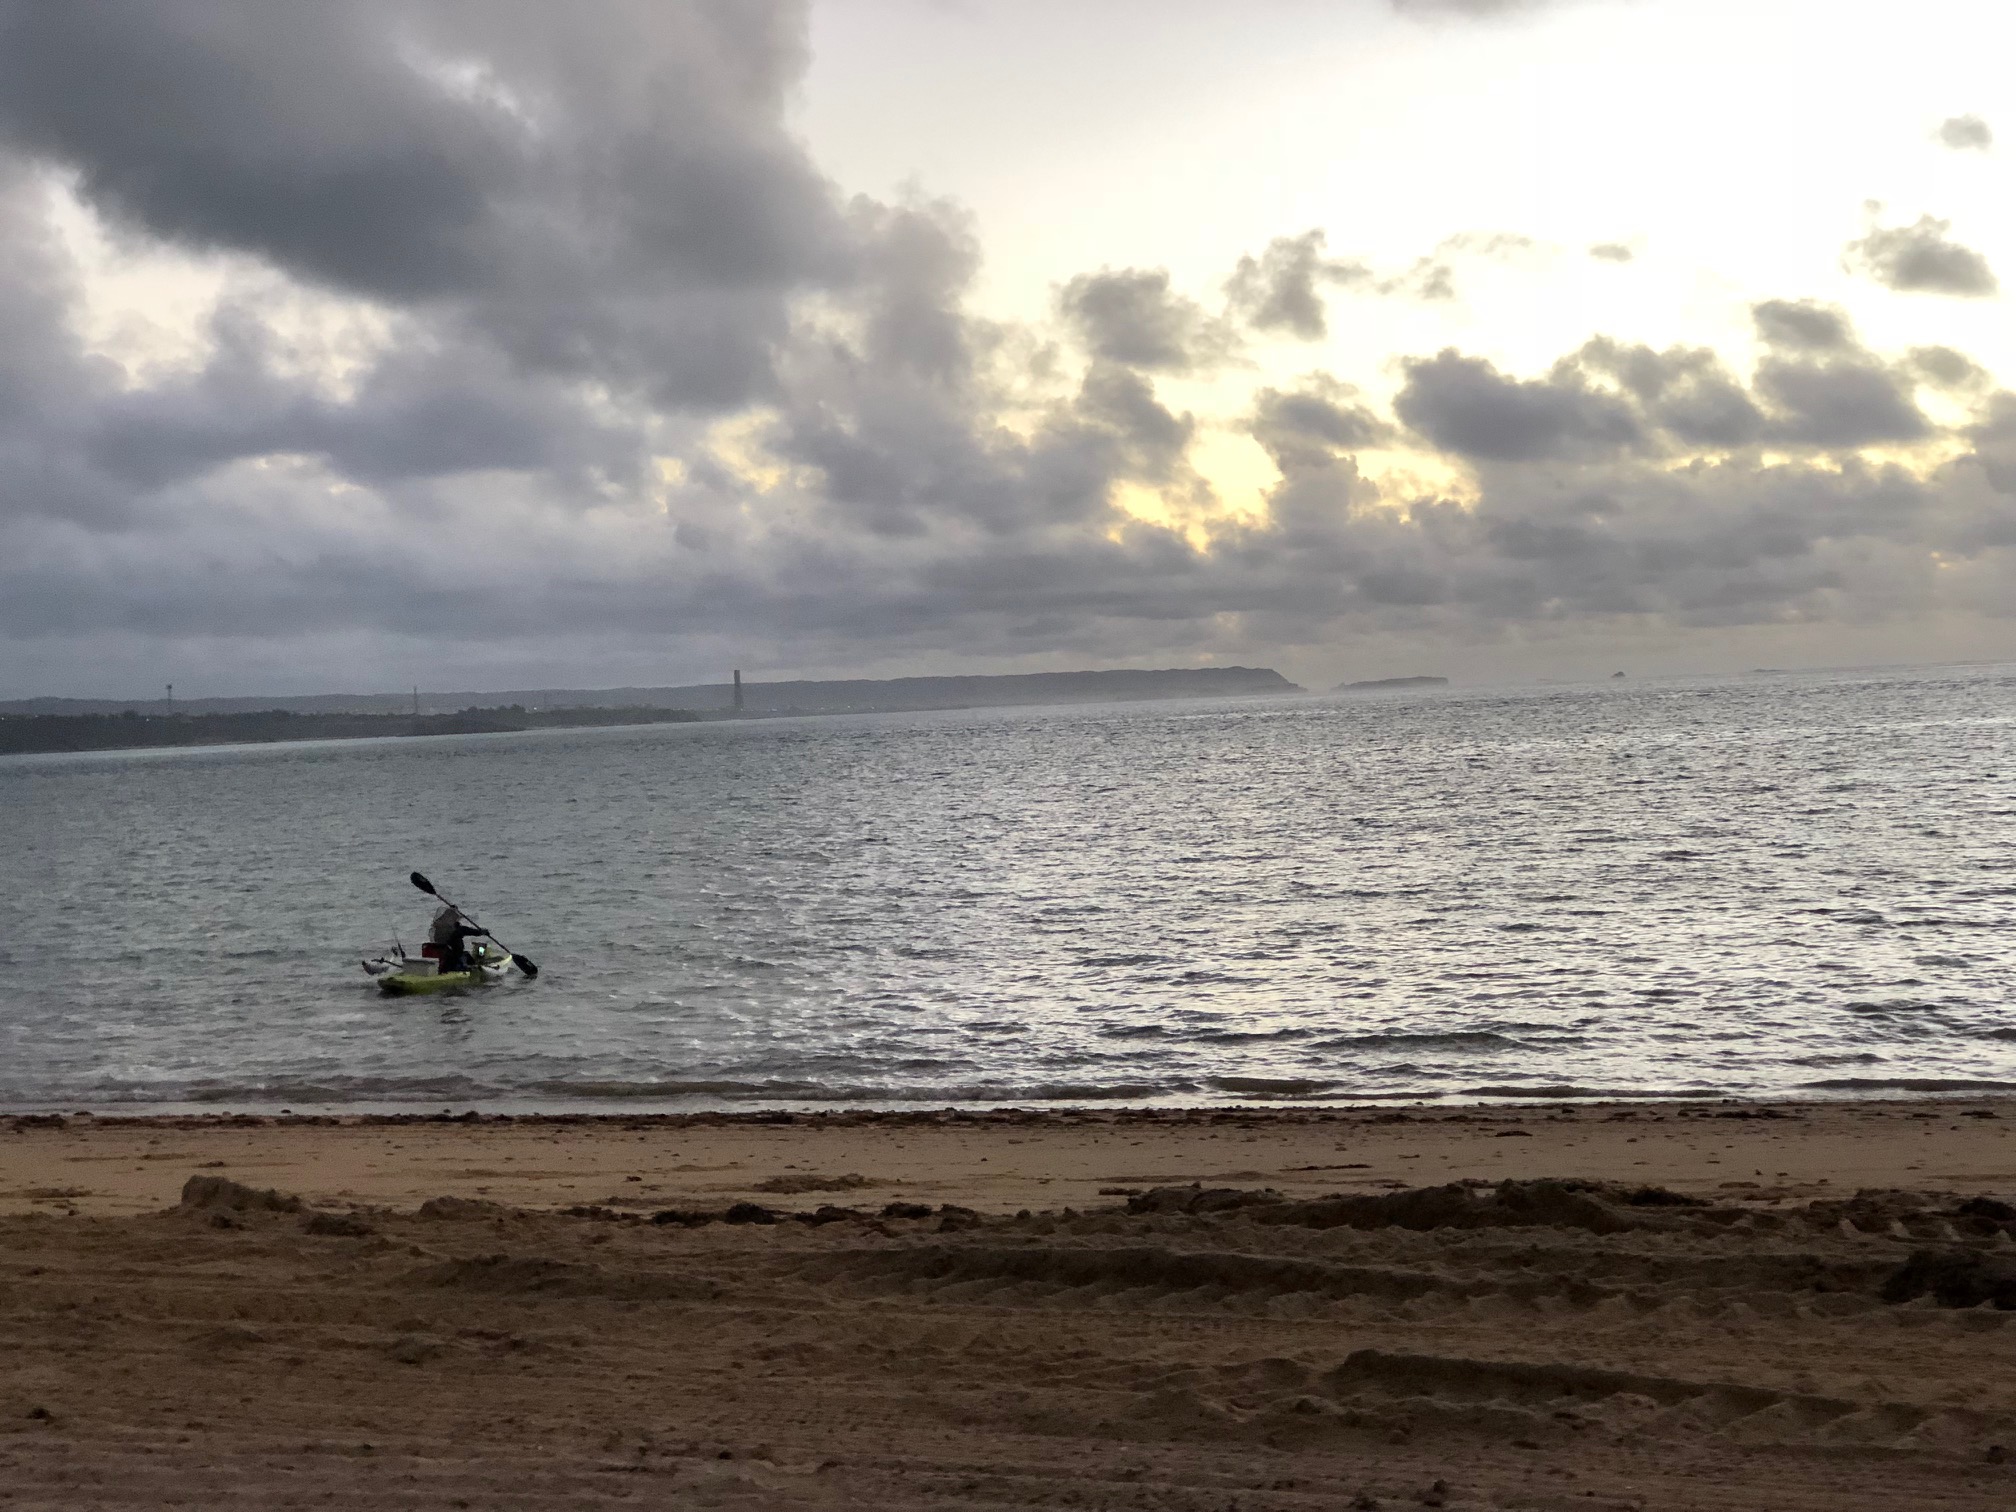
[[0, 705, 700, 755]]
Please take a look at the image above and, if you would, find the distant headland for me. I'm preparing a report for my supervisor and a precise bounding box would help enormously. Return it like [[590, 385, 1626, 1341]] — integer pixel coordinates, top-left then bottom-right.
[[0, 666, 1301, 755], [1332, 675, 1449, 692]]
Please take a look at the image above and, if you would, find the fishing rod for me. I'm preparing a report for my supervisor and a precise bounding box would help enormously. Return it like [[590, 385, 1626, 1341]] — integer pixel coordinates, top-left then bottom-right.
[[408, 871, 541, 979]]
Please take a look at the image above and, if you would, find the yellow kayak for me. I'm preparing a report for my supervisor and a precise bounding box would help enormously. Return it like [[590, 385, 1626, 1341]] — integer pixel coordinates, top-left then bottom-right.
[[363, 939, 518, 994]]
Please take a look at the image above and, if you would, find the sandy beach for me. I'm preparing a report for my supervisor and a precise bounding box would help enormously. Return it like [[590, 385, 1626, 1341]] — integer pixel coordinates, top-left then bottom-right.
[[6, 1099, 2016, 1509]]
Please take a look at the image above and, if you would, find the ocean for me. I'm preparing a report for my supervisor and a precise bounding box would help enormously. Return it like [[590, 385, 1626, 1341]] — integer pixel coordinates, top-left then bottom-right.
[[4, 665, 2015, 1112]]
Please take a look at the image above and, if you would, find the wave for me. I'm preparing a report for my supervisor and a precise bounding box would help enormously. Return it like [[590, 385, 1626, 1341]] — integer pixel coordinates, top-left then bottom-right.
[[540, 1079, 1195, 1103], [1461, 1084, 1727, 1099], [67, 1075, 510, 1106], [1206, 1076, 1342, 1097], [1314, 1030, 1522, 1052], [1796, 1077, 2016, 1092]]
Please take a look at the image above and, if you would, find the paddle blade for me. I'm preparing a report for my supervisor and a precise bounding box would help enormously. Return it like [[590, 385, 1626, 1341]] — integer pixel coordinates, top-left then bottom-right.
[[513, 953, 540, 980], [409, 871, 437, 896]]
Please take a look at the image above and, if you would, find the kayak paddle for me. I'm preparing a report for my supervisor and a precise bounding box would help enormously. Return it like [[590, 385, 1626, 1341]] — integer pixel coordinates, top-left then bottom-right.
[[409, 870, 540, 979]]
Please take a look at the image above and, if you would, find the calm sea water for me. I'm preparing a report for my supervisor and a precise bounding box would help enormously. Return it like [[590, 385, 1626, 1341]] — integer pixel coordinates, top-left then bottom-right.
[[5, 667, 2016, 1112]]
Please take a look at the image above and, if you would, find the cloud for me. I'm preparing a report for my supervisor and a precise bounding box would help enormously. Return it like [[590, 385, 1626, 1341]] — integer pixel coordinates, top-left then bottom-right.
[[1248, 376, 1392, 469], [1225, 230, 1368, 341], [1398, 331, 1934, 462], [0, 1, 2011, 698], [0, 1, 847, 412], [1573, 339, 1764, 449], [1751, 299, 1853, 352], [1845, 212, 1999, 297], [1058, 267, 1237, 373], [1964, 393, 2016, 494], [1394, 350, 1645, 462], [1374, 232, 1536, 303], [1936, 115, 1993, 151], [1752, 356, 1929, 448], [1909, 345, 1989, 391], [1224, 229, 1532, 324], [1588, 242, 1634, 263]]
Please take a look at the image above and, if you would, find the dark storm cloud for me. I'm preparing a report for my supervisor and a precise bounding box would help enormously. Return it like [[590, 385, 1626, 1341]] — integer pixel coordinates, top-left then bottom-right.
[[1225, 231, 1368, 341], [1248, 378, 1392, 469], [1936, 115, 1993, 151], [0, 0, 2012, 697], [1752, 356, 1929, 448], [1401, 331, 1929, 460], [1752, 299, 1853, 352], [1738, 301, 1931, 447], [1394, 351, 1645, 462], [1572, 340, 1764, 449], [1252, 383, 1391, 455], [1058, 268, 1236, 373], [0, 0, 845, 410], [1845, 213, 1999, 297]]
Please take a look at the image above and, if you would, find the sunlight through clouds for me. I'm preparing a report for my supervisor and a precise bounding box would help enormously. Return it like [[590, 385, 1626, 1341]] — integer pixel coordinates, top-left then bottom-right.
[[0, 0, 2012, 697]]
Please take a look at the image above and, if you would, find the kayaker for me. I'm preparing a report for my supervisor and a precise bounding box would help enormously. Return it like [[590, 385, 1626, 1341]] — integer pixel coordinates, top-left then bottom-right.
[[429, 904, 485, 972]]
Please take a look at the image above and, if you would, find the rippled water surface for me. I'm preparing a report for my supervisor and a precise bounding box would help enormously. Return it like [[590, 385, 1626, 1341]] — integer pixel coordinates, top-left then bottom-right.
[[6, 667, 2016, 1109]]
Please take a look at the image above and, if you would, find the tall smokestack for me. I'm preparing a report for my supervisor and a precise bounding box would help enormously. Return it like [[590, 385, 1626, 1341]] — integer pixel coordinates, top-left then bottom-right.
[[733, 669, 743, 712]]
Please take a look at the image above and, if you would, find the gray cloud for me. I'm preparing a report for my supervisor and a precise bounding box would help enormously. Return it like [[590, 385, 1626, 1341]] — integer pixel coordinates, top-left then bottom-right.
[[1752, 357, 1929, 448], [0, 1, 846, 412], [1225, 231, 1368, 341], [1394, 350, 1645, 461], [1248, 377, 1392, 470], [1588, 242, 1634, 263], [1845, 213, 1999, 297], [1936, 115, 1993, 151], [1224, 228, 1532, 324], [1573, 340, 1764, 449], [0, 1, 2011, 698], [1964, 393, 2016, 493], [1058, 267, 1236, 373], [1382, 258, 1457, 302], [1910, 345, 1989, 391], [1398, 331, 1934, 463], [1752, 299, 1854, 352], [1375, 233, 1535, 303]]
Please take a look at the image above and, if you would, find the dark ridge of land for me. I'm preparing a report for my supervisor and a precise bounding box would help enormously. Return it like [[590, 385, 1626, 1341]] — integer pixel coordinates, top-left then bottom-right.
[[0, 704, 699, 756], [1334, 675, 1449, 691], [0, 665, 1301, 720]]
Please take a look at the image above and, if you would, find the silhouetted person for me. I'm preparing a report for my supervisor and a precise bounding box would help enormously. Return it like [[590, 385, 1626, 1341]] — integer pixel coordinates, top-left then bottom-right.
[[429, 905, 483, 972]]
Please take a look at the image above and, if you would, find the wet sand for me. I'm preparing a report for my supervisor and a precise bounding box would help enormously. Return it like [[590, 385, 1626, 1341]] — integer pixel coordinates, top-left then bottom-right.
[[7, 1100, 2016, 1508]]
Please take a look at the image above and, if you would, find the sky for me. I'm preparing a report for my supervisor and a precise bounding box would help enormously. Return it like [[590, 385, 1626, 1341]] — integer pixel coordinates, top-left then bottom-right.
[[1, 0, 2014, 699]]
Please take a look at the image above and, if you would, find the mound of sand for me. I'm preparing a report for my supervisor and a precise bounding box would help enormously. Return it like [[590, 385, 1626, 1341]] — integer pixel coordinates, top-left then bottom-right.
[[7, 1108, 2016, 1508]]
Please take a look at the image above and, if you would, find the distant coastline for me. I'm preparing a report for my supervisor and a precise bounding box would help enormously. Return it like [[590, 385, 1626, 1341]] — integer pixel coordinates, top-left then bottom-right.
[[0, 666, 1301, 756], [1333, 675, 1449, 691], [0, 705, 699, 757]]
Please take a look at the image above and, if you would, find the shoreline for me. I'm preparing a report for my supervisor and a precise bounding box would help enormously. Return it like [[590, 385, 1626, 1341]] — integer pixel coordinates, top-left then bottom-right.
[[10, 1094, 2016, 1219], [12, 1095, 2016, 1506], [9, 1074, 2015, 1121]]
